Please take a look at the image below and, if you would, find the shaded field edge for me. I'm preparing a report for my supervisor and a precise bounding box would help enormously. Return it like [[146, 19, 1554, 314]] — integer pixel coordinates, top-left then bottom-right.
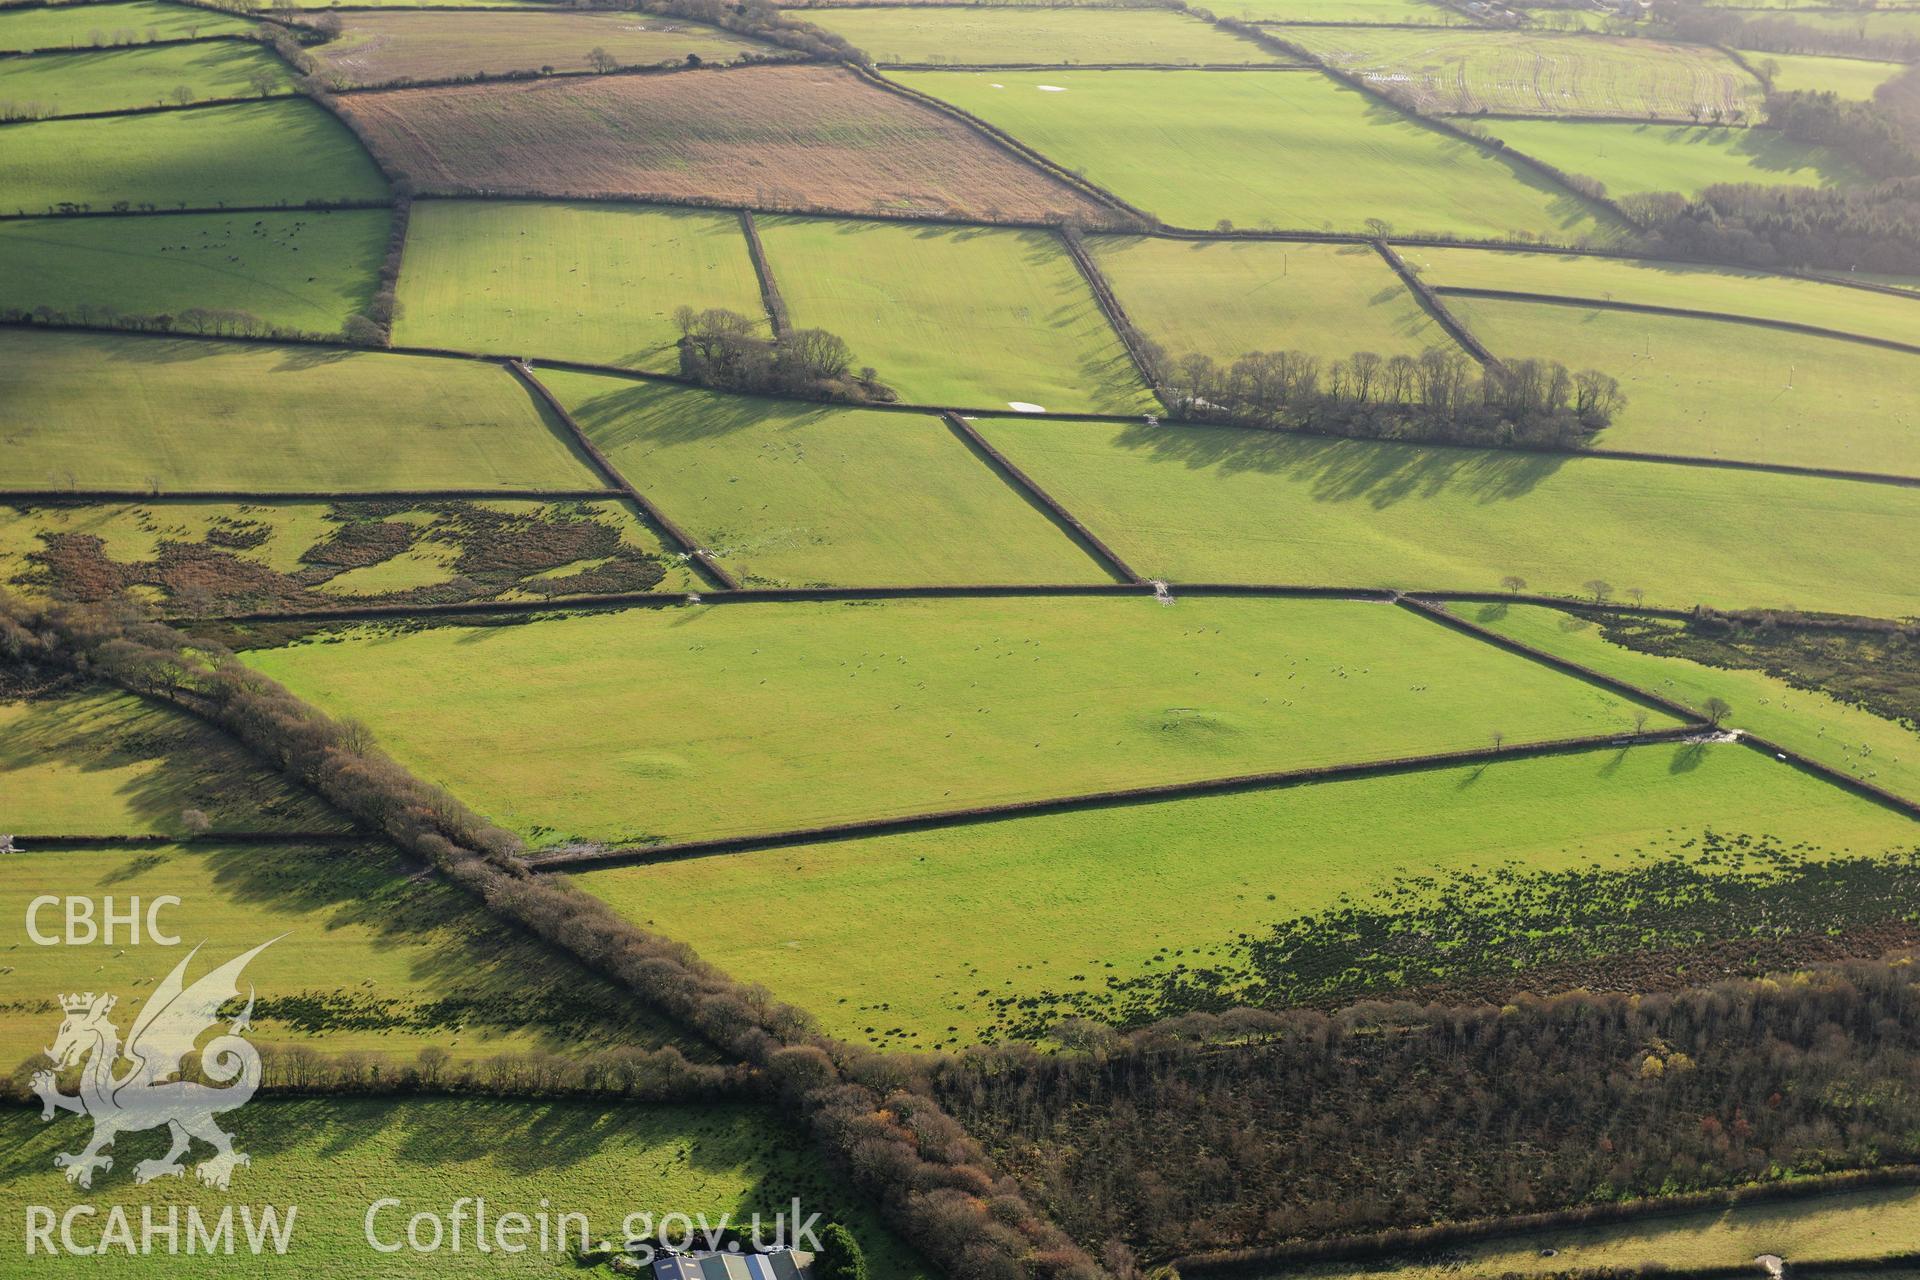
[[530, 727, 1707, 872]]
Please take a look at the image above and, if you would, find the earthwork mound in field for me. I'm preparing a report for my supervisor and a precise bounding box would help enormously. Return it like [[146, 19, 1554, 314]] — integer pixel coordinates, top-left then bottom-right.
[[338, 64, 1111, 222]]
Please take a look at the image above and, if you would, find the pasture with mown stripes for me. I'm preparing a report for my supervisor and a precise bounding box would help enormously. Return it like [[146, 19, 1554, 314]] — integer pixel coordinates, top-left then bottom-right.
[[895, 68, 1629, 239], [1287, 28, 1765, 119], [5, 6, 1920, 1276]]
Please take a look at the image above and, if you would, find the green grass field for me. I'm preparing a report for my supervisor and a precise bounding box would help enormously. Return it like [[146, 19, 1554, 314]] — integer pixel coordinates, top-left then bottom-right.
[[1290, 28, 1764, 118], [756, 217, 1155, 412], [1407, 244, 1920, 346], [1223, 0, 1469, 21], [1091, 236, 1444, 363], [896, 68, 1625, 240], [1448, 296, 1920, 476], [1286, 1182, 1920, 1279], [1743, 7, 1920, 38], [1469, 603, 1920, 803], [1466, 117, 1862, 196], [800, 6, 1283, 64], [0, 0, 255, 52], [0, 209, 386, 336], [544, 371, 1106, 586], [0, 682, 343, 836], [575, 741, 1918, 1048], [393, 200, 767, 370], [0, 1100, 931, 1278], [243, 596, 1679, 848], [307, 9, 775, 84], [0, 98, 387, 214], [0, 498, 696, 612], [973, 417, 1920, 615], [0, 331, 601, 492], [1743, 47, 1908, 98], [0, 39, 291, 116], [0, 839, 697, 1066]]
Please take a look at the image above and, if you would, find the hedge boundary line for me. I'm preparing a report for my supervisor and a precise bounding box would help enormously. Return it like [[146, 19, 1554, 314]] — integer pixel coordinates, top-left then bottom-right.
[[1222, 25, 1644, 234], [1736, 729, 1920, 820], [872, 61, 1315, 71], [1, 487, 625, 503], [0, 600, 1105, 1280], [1058, 227, 1168, 409], [737, 207, 790, 336], [0, 87, 296, 129], [0, 32, 254, 58], [1434, 284, 1920, 357], [1406, 596, 1920, 819], [1395, 596, 1708, 723], [942, 411, 1143, 583], [1172, 1165, 1920, 1276], [0, 200, 392, 221], [505, 360, 740, 590], [172, 582, 1158, 625], [850, 62, 1154, 225], [1372, 238, 1500, 366], [171, 584, 1915, 635], [5, 831, 362, 850], [326, 52, 816, 99], [7, 321, 1918, 491], [528, 726, 1703, 872]]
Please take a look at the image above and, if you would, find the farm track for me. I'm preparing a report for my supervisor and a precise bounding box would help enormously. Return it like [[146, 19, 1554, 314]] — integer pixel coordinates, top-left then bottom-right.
[[525, 725, 1709, 872], [504, 359, 740, 590]]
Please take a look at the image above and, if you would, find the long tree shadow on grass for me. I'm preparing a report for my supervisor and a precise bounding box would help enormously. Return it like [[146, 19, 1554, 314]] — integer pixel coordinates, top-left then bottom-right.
[[1102, 418, 1571, 505], [561, 378, 849, 452], [1, 680, 344, 835]]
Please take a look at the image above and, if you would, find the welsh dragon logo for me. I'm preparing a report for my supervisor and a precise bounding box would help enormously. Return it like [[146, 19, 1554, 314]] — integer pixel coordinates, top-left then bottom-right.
[[31, 939, 277, 1191]]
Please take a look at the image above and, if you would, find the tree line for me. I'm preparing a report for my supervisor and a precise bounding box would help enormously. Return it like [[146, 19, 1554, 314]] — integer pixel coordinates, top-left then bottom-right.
[[1624, 69, 1920, 272], [0, 595, 1098, 1280], [930, 960, 1920, 1270], [1657, 0, 1920, 63], [675, 306, 895, 402], [1162, 345, 1624, 449], [9, 1040, 745, 1104]]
